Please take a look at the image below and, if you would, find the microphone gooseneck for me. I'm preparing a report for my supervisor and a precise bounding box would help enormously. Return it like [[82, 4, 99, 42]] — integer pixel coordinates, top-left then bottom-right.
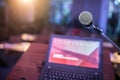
[[79, 11, 120, 51]]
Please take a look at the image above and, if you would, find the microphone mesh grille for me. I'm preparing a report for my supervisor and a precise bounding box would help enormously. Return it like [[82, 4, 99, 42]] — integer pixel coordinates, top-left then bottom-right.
[[79, 11, 93, 25]]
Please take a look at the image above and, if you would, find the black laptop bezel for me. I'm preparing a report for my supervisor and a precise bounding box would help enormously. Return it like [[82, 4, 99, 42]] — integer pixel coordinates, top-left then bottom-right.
[[44, 34, 103, 75]]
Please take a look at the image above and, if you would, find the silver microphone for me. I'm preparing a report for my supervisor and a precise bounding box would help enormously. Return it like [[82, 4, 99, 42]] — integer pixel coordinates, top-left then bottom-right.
[[79, 11, 103, 34], [79, 11, 93, 26], [79, 11, 120, 51]]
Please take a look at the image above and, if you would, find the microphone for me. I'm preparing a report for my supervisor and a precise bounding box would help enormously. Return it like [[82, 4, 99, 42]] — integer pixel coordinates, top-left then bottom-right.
[[79, 11, 120, 51], [79, 11, 93, 26], [79, 11, 103, 34]]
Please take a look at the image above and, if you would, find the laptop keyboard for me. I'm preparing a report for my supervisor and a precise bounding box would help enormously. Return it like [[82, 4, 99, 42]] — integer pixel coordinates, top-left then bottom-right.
[[41, 68, 102, 80]]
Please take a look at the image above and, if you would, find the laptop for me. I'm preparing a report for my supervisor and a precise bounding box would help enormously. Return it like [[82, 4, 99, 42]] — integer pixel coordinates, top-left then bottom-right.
[[39, 34, 103, 80]]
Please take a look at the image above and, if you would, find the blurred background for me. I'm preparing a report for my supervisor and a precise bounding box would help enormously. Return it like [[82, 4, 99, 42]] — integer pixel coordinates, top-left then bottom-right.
[[0, 0, 120, 80], [0, 0, 119, 44]]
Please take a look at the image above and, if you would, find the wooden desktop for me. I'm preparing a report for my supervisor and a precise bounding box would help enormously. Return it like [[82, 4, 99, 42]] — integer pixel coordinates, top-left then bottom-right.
[[6, 42, 115, 80]]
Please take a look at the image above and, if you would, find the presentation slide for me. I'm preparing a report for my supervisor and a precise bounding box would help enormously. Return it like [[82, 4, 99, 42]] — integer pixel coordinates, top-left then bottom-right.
[[49, 38, 100, 68]]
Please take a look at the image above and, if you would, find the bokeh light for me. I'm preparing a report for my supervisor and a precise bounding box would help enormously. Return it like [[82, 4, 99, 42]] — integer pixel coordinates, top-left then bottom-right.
[[20, 0, 33, 4]]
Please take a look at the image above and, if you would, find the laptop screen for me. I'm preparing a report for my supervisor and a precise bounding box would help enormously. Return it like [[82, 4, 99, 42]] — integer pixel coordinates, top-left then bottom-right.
[[48, 37, 101, 69]]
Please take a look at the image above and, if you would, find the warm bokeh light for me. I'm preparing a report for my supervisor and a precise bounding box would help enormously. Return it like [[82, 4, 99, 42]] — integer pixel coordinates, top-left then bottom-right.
[[110, 52, 120, 63], [0, 44, 4, 49], [21, 33, 37, 41], [0, 42, 31, 52], [6, 0, 35, 23], [6, 0, 50, 29], [20, 0, 33, 4]]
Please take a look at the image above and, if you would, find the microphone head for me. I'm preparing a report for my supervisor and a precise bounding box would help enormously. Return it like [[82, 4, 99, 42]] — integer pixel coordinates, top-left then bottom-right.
[[79, 11, 93, 26]]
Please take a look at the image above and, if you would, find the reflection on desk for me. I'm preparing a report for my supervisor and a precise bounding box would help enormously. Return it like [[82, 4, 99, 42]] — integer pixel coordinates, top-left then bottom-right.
[[6, 43, 115, 80]]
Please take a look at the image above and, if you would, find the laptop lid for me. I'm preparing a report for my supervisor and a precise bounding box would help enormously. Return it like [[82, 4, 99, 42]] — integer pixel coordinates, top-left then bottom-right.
[[44, 34, 103, 75]]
